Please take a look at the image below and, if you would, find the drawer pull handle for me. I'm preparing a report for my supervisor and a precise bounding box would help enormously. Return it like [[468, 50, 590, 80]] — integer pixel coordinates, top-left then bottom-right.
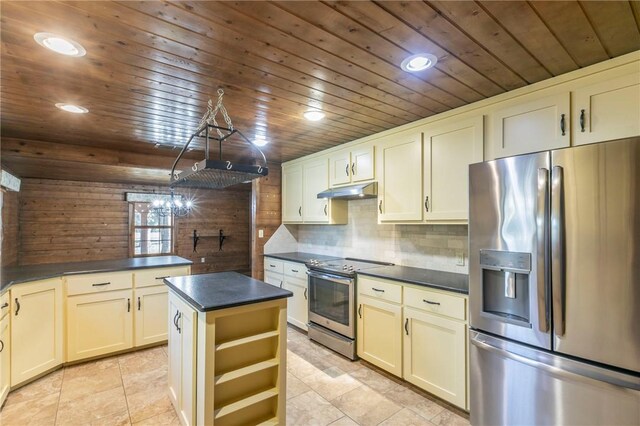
[[379, 200, 383, 214], [372, 288, 385, 293], [560, 113, 566, 136], [304, 288, 308, 300], [177, 312, 182, 334], [137, 297, 141, 311], [580, 109, 586, 132], [127, 298, 131, 312], [404, 318, 409, 335], [14, 298, 20, 316], [92, 282, 111, 287], [291, 269, 299, 273], [269, 264, 276, 268], [173, 310, 179, 330], [423, 299, 440, 306], [1, 303, 8, 309], [358, 304, 362, 318], [155, 276, 170, 280]]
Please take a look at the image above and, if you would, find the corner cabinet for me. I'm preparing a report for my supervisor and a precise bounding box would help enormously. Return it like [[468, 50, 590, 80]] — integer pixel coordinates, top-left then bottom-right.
[[329, 143, 375, 187], [11, 278, 64, 387], [0, 295, 11, 405], [282, 163, 304, 223]]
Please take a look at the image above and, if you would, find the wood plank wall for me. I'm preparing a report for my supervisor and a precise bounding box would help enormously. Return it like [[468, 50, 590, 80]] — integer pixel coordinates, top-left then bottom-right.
[[17, 179, 251, 274], [251, 166, 282, 280], [1, 188, 19, 267]]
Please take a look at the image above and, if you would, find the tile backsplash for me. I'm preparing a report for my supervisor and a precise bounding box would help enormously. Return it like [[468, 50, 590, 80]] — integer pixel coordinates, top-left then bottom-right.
[[265, 198, 469, 274]]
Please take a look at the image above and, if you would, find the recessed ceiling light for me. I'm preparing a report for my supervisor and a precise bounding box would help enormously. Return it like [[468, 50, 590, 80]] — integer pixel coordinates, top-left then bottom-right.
[[34, 32, 86, 57], [303, 110, 325, 121], [253, 135, 269, 147], [55, 103, 88, 113], [400, 53, 438, 72]]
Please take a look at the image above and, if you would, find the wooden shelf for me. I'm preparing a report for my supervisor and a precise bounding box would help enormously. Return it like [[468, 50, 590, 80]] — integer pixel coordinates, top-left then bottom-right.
[[215, 358, 279, 385], [215, 330, 279, 352], [256, 416, 279, 425], [214, 387, 278, 420]]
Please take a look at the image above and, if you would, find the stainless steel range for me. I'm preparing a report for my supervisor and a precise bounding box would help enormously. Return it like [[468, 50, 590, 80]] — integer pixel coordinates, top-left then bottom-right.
[[306, 258, 392, 360]]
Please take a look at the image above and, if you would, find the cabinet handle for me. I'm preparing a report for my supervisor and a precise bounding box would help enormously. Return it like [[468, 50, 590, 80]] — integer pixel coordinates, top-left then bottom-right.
[[404, 318, 409, 335], [173, 310, 179, 330], [137, 297, 141, 311], [269, 264, 276, 268], [0, 340, 3, 353], [304, 288, 308, 300], [560, 113, 566, 136], [127, 298, 131, 312], [280, 281, 283, 288], [324, 204, 328, 216], [378, 200, 383, 214], [298, 206, 302, 217], [92, 282, 110, 287], [423, 299, 441, 306], [371, 287, 385, 293], [177, 312, 182, 334], [345, 164, 349, 176], [1, 303, 8, 309], [351, 163, 355, 176], [14, 298, 20, 316], [424, 196, 429, 213], [155, 276, 170, 280], [358, 304, 362, 318], [580, 109, 586, 132], [291, 269, 299, 273]]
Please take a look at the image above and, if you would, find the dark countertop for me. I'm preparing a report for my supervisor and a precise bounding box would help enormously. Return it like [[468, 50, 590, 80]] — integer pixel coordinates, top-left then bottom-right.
[[264, 252, 343, 264], [164, 272, 292, 312], [1, 256, 193, 292], [357, 265, 469, 295]]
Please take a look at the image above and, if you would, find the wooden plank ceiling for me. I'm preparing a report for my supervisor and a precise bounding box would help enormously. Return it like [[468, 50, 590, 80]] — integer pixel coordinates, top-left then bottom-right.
[[1, 1, 639, 184]]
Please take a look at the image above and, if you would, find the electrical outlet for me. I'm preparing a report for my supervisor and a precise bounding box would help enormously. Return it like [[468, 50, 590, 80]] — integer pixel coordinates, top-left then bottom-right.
[[200, 257, 206, 263], [258, 229, 264, 238], [455, 251, 465, 266]]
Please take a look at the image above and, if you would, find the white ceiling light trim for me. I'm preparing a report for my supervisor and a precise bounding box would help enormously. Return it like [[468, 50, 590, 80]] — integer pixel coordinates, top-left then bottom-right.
[[303, 109, 325, 121], [34, 32, 86, 57], [55, 103, 89, 114], [400, 53, 438, 72]]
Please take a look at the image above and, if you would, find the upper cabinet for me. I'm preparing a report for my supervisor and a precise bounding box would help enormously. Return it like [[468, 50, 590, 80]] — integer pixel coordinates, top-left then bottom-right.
[[282, 163, 303, 223], [491, 92, 570, 159], [329, 143, 375, 187], [572, 73, 640, 146]]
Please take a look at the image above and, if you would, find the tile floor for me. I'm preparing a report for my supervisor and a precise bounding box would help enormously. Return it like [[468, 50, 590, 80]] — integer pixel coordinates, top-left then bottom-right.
[[0, 327, 470, 426]]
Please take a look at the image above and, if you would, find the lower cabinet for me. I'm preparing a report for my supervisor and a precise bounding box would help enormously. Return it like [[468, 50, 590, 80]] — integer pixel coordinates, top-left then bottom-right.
[[134, 285, 169, 347], [283, 277, 308, 331], [357, 295, 402, 377], [11, 278, 64, 387], [403, 307, 467, 409], [0, 313, 11, 405], [67, 289, 134, 362], [168, 292, 197, 426]]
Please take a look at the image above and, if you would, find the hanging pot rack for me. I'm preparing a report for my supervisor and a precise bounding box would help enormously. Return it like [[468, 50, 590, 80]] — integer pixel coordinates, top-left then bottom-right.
[[169, 89, 268, 189]]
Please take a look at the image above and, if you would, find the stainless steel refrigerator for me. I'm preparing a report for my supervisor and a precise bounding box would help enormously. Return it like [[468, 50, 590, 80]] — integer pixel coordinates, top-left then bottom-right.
[[469, 137, 640, 426]]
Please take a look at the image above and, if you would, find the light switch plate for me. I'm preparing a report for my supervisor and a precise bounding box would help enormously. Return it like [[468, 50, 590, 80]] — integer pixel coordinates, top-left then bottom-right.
[[258, 229, 264, 238], [455, 251, 465, 266], [200, 257, 206, 263]]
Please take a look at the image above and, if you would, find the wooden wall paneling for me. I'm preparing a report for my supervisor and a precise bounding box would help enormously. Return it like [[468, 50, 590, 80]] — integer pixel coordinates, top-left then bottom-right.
[[1, 188, 20, 267], [251, 167, 282, 280]]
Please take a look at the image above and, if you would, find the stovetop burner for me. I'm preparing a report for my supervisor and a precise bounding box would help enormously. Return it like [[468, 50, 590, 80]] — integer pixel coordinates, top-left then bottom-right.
[[306, 257, 394, 277]]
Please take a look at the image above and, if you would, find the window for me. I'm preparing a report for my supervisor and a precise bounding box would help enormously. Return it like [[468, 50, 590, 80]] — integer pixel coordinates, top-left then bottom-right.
[[130, 202, 173, 256]]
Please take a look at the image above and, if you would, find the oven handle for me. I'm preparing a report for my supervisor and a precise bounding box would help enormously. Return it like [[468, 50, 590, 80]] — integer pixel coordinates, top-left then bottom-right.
[[306, 271, 353, 285]]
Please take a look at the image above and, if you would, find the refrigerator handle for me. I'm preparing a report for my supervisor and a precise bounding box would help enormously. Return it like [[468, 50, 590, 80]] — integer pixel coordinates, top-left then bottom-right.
[[551, 166, 566, 336], [536, 168, 550, 332]]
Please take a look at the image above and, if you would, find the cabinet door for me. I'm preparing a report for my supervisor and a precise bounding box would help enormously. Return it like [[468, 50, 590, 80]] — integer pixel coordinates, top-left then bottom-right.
[[403, 307, 466, 408], [573, 73, 640, 146], [134, 285, 169, 347], [11, 279, 63, 386], [0, 315, 10, 405], [264, 271, 283, 288], [282, 163, 303, 223], [491, 92, 570, 158], [283, 279, 308, 331], [66, 289, 133, 362], [357, 296, 402, 376], [424, 116, 484, 222], [351, 144, 375, 182], [177, 299, 197, 426], [303, 157, 330, 223], [329, 149, 352, 186], [380, 133, 423, 222], [168, 293, 183, 415]]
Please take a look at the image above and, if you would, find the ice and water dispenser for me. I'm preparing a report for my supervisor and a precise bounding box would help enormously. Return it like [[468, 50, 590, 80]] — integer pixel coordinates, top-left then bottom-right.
[[480, 250, 532, 325]]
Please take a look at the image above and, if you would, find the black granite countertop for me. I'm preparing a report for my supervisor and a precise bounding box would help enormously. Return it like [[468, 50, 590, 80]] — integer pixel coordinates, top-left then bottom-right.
[[1, 256, 193, 292], [357, 265, 469, 294], [264, 252, 342, 264], [164, 272, 292, 312]]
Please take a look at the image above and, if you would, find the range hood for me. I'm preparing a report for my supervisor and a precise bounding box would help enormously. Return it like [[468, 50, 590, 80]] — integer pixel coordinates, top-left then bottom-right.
[[317, 182, 378, 200]]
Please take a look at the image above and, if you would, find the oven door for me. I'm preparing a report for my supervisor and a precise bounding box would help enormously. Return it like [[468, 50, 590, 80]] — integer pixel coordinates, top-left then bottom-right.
[[308, 271, 355, 338]]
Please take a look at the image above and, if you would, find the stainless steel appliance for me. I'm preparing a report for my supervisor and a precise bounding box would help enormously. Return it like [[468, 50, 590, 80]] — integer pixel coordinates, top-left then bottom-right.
[[306, 258, 391, 359], [469, 138, 640, 426]]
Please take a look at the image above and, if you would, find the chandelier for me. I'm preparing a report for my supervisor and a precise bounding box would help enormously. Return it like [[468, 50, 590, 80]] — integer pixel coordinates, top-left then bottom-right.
[[151, 191, 192, 218]]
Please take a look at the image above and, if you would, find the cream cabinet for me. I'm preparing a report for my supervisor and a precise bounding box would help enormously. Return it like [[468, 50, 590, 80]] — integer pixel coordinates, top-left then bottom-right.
[[573, 73, 640, 146], [356, 295, 402, 377], [67, 289, 134, 362], [282, 163, 304, 223], [265, 257, 308, 330], [134, 285, 169, 347], [379, 132, 423, 222], [168, 291, 197, 426], [491, 92, 570, 159], [423, 116, 484, 223], [329, 143, 375, 187], [11, 278, 64, 387], [303, 157, 347, 224], [0, 312, 10, 405]]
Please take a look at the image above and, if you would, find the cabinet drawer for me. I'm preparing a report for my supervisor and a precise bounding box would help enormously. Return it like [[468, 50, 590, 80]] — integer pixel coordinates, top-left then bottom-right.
[[404, 286, 466, 321], [358, 276, 402, 304], [264, 258, 284, 274], [66, 271, 133, 296], [134, 266, 190, 288], [0, 292, 9, 319], [264, 271, 284, 288], [283, 261, 307, 280]]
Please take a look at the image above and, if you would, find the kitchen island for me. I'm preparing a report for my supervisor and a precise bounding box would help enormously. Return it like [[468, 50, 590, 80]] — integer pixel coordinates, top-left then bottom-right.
[[164, 272, 292, 426]]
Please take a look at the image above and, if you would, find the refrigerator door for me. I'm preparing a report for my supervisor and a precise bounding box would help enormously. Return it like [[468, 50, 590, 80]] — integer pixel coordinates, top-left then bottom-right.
[[470, 330, 640, 426], [469, 152, 552, 349], [551, 137, 640, 372]]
